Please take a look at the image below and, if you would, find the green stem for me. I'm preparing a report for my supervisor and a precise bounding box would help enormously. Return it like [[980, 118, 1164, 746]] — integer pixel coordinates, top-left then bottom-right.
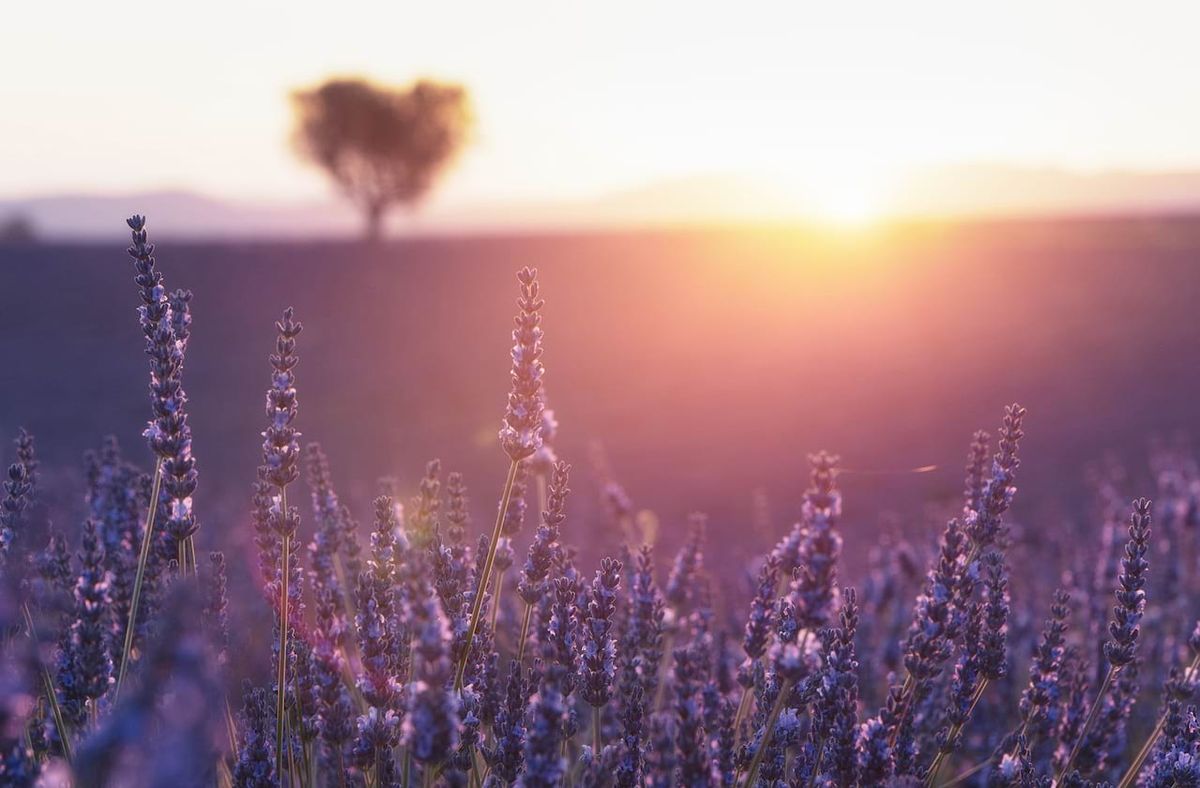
[[455, 458, 520, 690], [1058, 665, 1118, 782], [887, 673, 916, 749], [224, 697, 240, 760], [301, 735, 313, 788], [114, 458, 163, 701], [925, 679, 989, 786], [517, 602, 534, 664], [732, 669, 755, 744], [21, 603, 72, 763], [186, 534, 197, 575], [593, 705, 602, 756], [943, 720, 1024, 787], [332, 554, 361, 665], [1117, 654, 1200, 788], [275, 486, 292, 781], [286, 716, 298, 788], [742, 678, 793, 787], [490, 566, 506, 633]]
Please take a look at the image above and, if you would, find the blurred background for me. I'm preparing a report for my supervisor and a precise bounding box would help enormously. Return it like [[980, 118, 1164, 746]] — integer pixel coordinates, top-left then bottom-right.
[[3, 1, 1200, 574]]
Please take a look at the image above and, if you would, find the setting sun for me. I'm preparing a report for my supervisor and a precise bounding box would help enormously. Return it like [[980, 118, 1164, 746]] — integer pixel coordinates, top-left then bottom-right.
[[816, 186, 882, 227]]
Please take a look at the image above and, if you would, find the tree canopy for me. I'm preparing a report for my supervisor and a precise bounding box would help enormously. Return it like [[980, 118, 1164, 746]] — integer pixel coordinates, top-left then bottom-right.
[[292, 78, 470, 240]]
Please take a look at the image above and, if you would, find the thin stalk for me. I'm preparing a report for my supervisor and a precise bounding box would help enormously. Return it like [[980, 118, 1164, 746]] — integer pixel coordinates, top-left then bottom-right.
[[469, 746, 484, 787], [456, 458, 520, 690], [735, 631, 810, 749], [224, 697, 240, 760], [652, 631, 676, 713], [943, 757, 988, 788], [341, 658, 368, 713], [275, 486, 292, 780], [186, 534, 197, 575], [332, 553, 361, 666], [925, 679, 990, 786], [1058, 665, 1118, 782], [536, 473, 548, 523], [732, 674, 755, 744], [593, 705, 602, 755], [887, 673, 916, 749], [21, 603, 72, 763], [940, 724, 1017, 786], [943, 720, 1024, 787], [491, 568, 506, 633], [741, 678, 793, 787], [808, 732, 829, 788], [23, 727, 35, 766], [1117, 653, 1200, 788], [287, 721, 298, 788], [517, 602, 534, 664], [114, 458, 164, 701], [336, 749, 348, 788]]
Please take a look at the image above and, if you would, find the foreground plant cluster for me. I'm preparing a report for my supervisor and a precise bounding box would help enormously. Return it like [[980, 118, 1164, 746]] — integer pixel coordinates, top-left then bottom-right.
[[1, 218, 1198, 788]]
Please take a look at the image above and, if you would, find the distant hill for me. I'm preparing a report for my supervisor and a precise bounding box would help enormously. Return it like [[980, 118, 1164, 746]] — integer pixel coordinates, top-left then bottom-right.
[[895, 164, 1200, 218], [5, 166, 1200, 239], [0, 190, 359, 240]]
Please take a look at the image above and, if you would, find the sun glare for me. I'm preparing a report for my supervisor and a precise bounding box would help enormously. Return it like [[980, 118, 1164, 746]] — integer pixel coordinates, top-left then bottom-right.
[[818, 187, 881, 227], [774, 164, 895, 229]]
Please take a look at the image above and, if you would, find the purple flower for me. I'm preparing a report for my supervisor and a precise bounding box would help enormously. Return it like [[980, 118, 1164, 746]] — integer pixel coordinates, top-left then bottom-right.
[[499, 267, 546, 462], [1104, 498, 1152, 668], [261, 308, 302, 491], [521, 664, 569, 787], [404, 595, 459, 766], [0, 462, 31, 571], [446, 470, 471, 548], [519, 461, 570, 607], [1018, 588, 1071, 745], [791, 451, 843, 633], [581, 557, 622, 710], [484, 661, 528, 783], [963, 429, 991, 516], [966, 403, 1025, 551]]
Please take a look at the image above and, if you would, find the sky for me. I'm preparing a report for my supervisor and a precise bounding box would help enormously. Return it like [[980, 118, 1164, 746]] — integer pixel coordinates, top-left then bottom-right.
[[4, 1, 1200, 220]]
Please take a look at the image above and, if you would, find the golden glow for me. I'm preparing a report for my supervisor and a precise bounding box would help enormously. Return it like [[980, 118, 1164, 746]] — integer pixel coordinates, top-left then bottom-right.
[[3, 2, 1200, 225], [813, 185, 882, 227]]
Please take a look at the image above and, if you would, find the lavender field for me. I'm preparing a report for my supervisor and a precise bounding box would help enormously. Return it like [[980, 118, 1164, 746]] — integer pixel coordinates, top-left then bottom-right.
[[2, 217, 1200, 786]]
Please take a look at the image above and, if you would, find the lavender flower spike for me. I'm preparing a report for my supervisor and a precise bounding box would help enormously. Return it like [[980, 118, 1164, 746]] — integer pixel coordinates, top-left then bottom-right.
[[261, 307, 303, 779], [582, 557, 622, 754], [499, 266, 546, 463], [1061, 498, 1152, 780], [115, 214, 195, 698], [1105, 497, 1153, 668], [457, 267, 548, 689]]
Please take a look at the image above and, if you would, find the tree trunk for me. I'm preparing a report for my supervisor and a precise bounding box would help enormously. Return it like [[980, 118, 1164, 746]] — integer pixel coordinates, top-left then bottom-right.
[[363, 201, 387, 242]]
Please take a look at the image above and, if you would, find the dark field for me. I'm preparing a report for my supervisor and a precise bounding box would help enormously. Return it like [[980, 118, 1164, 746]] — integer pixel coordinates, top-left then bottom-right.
[[5, 215, 1200, 786], [2, 218, 1199, 567]]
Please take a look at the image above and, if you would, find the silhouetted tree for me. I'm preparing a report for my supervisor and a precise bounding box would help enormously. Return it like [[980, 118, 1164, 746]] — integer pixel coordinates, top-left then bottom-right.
[[292, 78, 470, 241]]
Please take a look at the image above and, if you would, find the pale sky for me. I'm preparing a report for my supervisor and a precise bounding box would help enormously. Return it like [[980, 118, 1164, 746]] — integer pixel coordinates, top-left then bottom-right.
[[4, 1, 1200, 217]]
